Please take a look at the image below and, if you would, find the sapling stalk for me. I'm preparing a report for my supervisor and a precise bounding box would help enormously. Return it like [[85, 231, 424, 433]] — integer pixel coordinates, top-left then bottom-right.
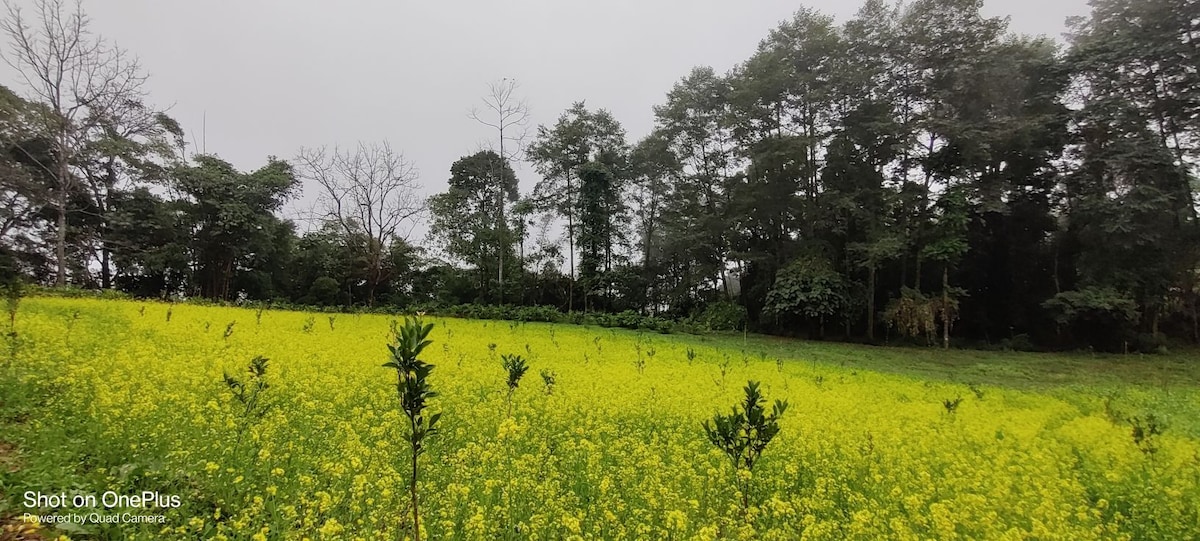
[[383, 315, 441, 540]]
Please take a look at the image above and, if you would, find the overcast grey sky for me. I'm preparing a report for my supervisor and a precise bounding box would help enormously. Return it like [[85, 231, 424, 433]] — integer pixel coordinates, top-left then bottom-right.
[[7, 0, 1091, 227]]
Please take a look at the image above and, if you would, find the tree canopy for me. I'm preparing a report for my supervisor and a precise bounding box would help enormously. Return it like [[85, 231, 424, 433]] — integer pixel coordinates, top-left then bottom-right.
[[1, 0, 1196, 352]]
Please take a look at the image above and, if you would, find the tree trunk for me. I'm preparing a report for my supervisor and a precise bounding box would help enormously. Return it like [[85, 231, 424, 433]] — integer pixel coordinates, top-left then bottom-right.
[[367, 259, 380, 308], [1191, 293, 1198, 344], [101, 249, 111, 290], [498, 136, 506, 306], [55, 199, 67, 286], [55, 152, 69, 287], [914, 256, 922, 293], [99, 161, 117, 290], [942, 265, 950, 350], [518, 224, 526, 305], [497, 188, 505, 306], [721, 267, 730, 300], [223, 257, 234, 301], [567, 206, 575, 313], [867, 265, 876, 342]]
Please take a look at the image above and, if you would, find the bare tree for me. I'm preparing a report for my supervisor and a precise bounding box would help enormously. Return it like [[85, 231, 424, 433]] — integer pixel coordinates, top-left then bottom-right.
[[2, 0, 149, 286], [469, 78, 529, 304], [293, 141, 423, 306]]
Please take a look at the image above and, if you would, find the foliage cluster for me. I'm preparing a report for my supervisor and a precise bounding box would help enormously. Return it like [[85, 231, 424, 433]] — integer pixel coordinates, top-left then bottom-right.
[[1, 0, 1197, 354]]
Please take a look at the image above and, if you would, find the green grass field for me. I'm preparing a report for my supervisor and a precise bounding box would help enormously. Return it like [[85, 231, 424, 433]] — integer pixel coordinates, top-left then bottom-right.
[[2, 297, 1198, 540]]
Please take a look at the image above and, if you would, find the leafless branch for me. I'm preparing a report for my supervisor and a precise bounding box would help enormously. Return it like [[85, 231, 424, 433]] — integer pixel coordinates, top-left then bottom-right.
[[468, 78, 531, 164], [1, 0, 150, 285], [292, 141, 424, 304]]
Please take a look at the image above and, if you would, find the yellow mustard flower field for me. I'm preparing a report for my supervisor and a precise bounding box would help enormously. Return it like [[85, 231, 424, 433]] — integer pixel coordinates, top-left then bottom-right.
[[3, 297, 1199, 540]]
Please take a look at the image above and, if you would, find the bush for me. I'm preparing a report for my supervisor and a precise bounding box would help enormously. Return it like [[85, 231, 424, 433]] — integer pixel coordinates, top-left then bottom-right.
[[998, 333, 1036, 352], [306, 277, 340, 306], [695, 302, 746, 331], [1134, 333, 1169, 354], [1043, 288, 1140, 352], [25, 285, 132, 300]]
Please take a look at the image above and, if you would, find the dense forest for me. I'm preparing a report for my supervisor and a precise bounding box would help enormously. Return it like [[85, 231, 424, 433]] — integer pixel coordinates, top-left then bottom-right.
[[1, 0, 1197, 352]]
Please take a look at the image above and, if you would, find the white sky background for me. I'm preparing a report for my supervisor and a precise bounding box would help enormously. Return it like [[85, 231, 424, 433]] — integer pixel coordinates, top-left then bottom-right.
[[4, 0, 1090, 241]]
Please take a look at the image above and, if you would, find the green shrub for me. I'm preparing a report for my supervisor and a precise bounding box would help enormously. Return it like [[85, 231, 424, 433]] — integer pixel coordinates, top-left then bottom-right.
[[697, 302, 747, 331]]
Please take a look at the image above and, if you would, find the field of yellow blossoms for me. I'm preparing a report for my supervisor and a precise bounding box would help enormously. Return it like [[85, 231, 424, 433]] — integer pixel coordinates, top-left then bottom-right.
[[2, 297, 1199, 540]]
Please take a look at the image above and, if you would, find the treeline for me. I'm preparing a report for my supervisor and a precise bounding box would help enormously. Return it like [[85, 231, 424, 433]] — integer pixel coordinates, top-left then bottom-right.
[[1, 0, 1197, 352]]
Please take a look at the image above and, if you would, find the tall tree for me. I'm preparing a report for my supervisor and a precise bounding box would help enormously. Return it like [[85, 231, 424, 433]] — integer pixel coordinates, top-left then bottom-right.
[[576, 159, 626, 311], [628, 130, 679, 312], [2, 0, 149, 286], [1059, 0, 1200, 344], [293, 142, 424, 306], [528, 103, 626, 311], [469, 78, 529, 303], [654, 67, 738, 309], [105, 187, 189, 297], [895, 0, 1007, 290], [0, 84, 51, 277], [173, 155, 297, 300], [78, 100, 183, 288], [428, 150, 519, 302], [1068, 0, 1199, 168]]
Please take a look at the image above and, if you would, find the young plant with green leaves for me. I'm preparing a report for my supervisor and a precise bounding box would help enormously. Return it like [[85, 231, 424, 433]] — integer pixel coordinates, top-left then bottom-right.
[[943, 396, 963, 416], [1129, 414, 1165, 455], [540, 369, 557, 395], [222, 355, 272, 447], [703, 381, 788, 511], [383, 315, 441, 540], [501, 353, 529, 416]]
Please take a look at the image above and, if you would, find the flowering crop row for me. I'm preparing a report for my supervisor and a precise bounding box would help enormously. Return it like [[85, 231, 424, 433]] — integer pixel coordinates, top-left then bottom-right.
[[4, 297, 1198, 540]]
